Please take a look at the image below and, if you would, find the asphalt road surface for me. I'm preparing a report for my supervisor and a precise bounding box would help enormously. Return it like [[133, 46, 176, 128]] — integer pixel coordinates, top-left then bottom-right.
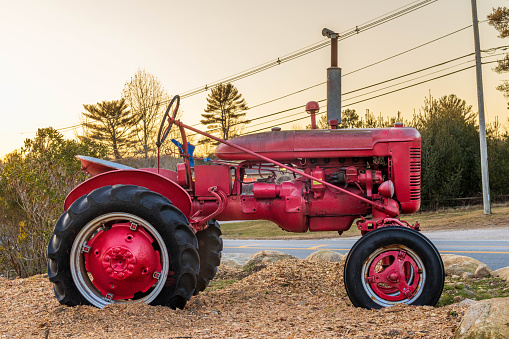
[[222, 228, 509, 270]]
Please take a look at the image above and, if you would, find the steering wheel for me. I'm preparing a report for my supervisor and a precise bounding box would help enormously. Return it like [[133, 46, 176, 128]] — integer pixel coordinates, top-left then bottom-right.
[[156, 95, 180, 148]]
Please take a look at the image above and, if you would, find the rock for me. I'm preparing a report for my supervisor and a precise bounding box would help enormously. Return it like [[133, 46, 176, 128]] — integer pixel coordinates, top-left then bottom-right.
[[221, 253, 252, 267], [441, 254, 487, 277], [242, 250, 297, 270], [305, 250, 344, 263], [458, 299, 476, 307], [456, 297, 509, 338], [461, 272, 474, 279], [493, 266, 509, 282], [249, 250, 296, 262], [474, 264, 492, 278]]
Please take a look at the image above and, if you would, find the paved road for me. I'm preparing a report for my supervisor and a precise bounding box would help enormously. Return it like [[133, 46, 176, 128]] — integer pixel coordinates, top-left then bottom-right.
[[222, 228, 509, 270]]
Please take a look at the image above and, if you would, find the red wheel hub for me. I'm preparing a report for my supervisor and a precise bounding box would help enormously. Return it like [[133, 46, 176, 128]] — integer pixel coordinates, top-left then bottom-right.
[[84, 223, 163, 300], [366, 250, 420, 301]]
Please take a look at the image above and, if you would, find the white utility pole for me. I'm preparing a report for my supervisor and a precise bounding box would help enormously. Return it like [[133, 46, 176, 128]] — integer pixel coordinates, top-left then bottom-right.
[[471, 0, 491, 214]]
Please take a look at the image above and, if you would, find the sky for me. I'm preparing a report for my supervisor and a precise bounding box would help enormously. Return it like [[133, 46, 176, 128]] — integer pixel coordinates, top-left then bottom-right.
[[0, 0, 507, 158]]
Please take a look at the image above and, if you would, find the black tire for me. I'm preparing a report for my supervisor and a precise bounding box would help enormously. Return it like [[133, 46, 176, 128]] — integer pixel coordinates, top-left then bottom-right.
[[47, 185, 199, 309], [344, 226, 444, 309], [194, 219, 223, 294]]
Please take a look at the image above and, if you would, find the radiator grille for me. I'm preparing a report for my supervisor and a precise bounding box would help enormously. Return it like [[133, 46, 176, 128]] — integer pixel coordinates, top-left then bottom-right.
[[409, 147, 421, 201]]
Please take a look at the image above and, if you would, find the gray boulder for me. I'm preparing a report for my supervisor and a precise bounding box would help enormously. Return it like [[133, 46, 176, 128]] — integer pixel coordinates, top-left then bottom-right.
[[306, 250, 344, 262], [456, 297, 509, 338], [441, 254, 492, 277], [493, 266, 509, 282], [474, 264, 492, 278], [250, 250, 296, 262], [242, 250, 297, 270], [220, 253, 252, 268]]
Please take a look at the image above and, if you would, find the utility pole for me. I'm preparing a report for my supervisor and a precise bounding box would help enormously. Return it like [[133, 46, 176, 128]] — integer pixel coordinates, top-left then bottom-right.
[[471, 0, 491, 214]]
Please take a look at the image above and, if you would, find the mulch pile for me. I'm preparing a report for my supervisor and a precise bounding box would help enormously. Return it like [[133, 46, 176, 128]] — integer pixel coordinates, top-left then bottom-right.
[[0, 259, 462, 338]]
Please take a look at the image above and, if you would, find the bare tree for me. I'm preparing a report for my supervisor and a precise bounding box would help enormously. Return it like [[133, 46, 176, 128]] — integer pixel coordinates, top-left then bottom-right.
[[123, 69, 169, 159]]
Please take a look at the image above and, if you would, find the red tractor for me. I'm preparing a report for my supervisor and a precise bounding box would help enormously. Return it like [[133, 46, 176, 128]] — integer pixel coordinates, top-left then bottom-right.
[[47, 30, 444, 309]]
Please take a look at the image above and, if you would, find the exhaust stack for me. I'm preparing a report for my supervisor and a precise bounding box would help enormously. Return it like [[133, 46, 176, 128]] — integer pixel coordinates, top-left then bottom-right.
[[322, 28, 341, 127]]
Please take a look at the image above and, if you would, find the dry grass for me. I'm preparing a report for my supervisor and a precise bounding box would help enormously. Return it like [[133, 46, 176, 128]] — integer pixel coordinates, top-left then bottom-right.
[[414, 203, 509, 231], [220, 203, 509, 239]]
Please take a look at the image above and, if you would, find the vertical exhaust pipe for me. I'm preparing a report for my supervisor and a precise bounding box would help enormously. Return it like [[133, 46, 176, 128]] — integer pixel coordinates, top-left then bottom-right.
[[322, 28, 341, 128]]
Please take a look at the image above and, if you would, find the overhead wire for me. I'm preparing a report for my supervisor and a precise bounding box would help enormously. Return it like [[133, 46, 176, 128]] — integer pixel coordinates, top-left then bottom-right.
[[208, 53, 477, 134], [13, 48, 495, 138], [240, 64, 477, 135], [14, 2, 500, 138], [177, 0, 438, 99], [245, 25, 474, 113], [203, 41, 508, 136], [189, 36, 477, 138], [10, 0, 440, 137]]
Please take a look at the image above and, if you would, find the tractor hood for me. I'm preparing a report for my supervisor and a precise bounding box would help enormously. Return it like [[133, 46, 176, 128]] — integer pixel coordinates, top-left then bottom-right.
[[215, 127, 420, 161]]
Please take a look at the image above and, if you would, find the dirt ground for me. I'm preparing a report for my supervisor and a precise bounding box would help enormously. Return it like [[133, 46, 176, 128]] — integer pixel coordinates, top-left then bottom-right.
[[0, 259, 463, 339]]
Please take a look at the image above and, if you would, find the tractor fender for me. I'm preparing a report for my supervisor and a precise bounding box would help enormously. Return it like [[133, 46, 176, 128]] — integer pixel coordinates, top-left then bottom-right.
[[64, 169, 193, 218]]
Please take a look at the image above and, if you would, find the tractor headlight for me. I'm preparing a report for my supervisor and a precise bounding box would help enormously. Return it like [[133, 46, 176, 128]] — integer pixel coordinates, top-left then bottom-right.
[[378, 180, 394, 198]]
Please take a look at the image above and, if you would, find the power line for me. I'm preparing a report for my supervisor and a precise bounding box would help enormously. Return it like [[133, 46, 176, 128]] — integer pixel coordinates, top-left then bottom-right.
[[178, 0, 438, 100], [222, 54, 477, 133], [342, 65, 475, 107], [14, 14, 500, 137], [482, 45, 509, 53], [191, 47, 477, 138], [12, 123, 82, 136], [197, 59, 474, 140], [197, 41, 509, 137], [342, 25, 472, 77], [38, 0, 449, 139], [342, 60, 475, 102], [342, 53, 474, 96], [239, 64, 477, 135], [10, 52, 486, 137], [481, 52, 509, 59], [242, 26, 474, 113]]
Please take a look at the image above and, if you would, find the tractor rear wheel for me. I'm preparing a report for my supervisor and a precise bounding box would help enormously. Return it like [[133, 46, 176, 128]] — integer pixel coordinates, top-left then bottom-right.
[[344, 226, 444, 309], [194, 220, 223, 294], [47, 185, 199, 309]]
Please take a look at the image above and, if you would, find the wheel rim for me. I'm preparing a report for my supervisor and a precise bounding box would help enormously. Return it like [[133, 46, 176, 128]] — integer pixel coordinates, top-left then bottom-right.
[[361, 245, 425, 307], [70, 212, 170, 308]]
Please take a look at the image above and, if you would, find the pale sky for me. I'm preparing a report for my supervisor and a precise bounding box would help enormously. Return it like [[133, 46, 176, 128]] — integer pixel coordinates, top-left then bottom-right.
[[0, 0, 507, 158]]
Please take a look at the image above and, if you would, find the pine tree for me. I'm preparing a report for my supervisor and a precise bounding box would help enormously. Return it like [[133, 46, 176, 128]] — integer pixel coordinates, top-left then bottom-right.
[[488, 7, 509, 99], [201, 83, 249, 140], [412, 94, 480, 209], [81, 99, 135, 159]]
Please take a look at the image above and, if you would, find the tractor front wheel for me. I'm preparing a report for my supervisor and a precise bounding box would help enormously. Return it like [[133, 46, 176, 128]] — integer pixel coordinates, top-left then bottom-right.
[[47, 185, 199, 309], [344, 226, 444, 309]]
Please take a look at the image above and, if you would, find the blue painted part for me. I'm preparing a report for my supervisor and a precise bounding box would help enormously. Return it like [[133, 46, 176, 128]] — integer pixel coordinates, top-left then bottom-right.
[[171, 139, 195, 166]]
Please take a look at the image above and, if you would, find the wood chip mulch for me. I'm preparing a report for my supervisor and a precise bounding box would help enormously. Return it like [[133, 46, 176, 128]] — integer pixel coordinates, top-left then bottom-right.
[[0, 259, 463, 338]]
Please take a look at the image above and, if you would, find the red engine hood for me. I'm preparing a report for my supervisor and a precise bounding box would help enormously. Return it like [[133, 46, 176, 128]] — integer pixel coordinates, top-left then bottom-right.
[[215, 128, 420, 161]]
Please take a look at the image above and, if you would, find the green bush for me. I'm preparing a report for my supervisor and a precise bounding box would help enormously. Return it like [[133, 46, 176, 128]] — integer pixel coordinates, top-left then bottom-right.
[[0, 128, 106, 277]]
